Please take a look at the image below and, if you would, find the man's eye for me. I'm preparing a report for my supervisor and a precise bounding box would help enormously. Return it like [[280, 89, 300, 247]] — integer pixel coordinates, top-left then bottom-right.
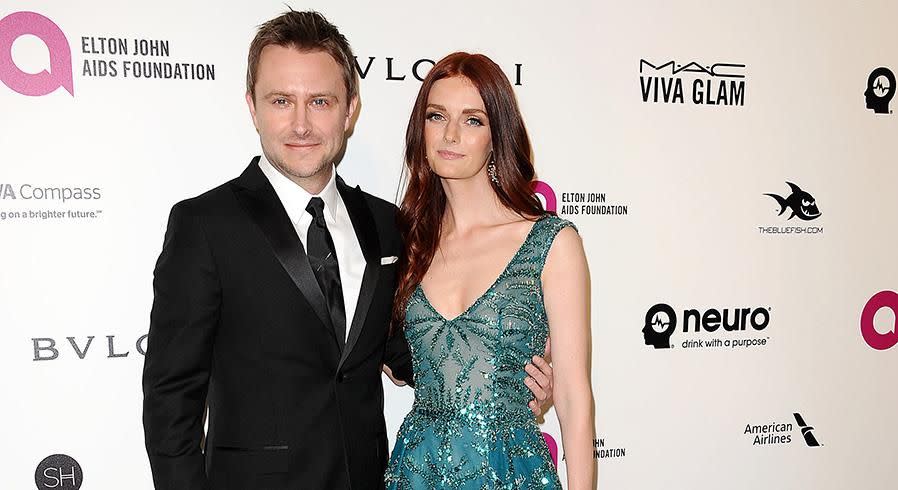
[[273, 98, 288, 106], [311, 98, 329, 107]]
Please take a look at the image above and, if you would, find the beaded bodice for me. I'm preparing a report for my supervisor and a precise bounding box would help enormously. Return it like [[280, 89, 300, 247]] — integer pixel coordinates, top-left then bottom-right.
[[385, 214, 574, 489], [403, 215, 574, 432]]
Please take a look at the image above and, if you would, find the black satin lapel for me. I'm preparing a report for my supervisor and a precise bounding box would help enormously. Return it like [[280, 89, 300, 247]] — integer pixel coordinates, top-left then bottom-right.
[[337, 180, 382, 366], [340, 262, 377, 367], [232, 174, 336, 339]]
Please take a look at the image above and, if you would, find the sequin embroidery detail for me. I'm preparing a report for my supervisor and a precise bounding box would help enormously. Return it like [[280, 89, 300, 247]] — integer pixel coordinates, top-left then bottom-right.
[[385, 215, 576, 489]]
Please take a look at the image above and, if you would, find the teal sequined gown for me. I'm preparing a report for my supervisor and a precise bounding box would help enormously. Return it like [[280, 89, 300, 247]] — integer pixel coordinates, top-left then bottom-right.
[[385, 215, 574, 489]]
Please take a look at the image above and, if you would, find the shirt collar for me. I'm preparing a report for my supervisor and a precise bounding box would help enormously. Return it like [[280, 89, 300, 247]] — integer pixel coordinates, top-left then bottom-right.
[[258, 153, 340, 226]]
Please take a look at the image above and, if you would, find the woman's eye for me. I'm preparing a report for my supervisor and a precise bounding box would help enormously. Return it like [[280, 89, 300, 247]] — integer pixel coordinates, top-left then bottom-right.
[[426, 112, 445, 121], [466, 117, 483, 126]]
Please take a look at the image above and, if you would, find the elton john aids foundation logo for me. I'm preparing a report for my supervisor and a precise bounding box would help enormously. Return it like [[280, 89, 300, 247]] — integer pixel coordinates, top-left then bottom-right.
[[865, 67, 895, 114], [860, 290, 898, 350], [532, 180, 629, 217], [0, 11, 73, 96], [532, 181, 557, 213], [35, 454, 83, 489]]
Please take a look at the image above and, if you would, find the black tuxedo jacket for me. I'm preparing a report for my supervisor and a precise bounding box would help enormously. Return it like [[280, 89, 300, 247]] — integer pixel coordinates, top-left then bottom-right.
[[142, 158, 413, 490]]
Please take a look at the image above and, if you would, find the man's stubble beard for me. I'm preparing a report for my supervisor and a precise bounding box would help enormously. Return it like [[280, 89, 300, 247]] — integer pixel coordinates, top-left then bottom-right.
[[264, 146, 334, 183]]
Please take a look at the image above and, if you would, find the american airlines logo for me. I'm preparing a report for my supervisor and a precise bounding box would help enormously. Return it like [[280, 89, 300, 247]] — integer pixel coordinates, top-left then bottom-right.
[[793, 413, 822, 447], [743, 412, 823, 447]]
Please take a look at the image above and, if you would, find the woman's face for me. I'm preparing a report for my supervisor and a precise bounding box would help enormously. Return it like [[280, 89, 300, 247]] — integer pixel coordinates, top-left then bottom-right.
[[423, 76, 493, 181]]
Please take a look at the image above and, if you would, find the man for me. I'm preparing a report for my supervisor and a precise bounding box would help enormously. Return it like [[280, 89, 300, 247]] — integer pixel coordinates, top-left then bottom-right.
[[142, 9, 553, 490]]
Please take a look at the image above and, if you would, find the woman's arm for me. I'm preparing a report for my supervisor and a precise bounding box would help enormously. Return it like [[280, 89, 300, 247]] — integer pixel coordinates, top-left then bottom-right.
[[543, 226, 596, 489]]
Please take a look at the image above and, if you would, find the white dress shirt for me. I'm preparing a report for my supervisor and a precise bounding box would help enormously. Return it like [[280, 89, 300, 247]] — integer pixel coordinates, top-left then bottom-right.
[[258, 154, 366, 341]]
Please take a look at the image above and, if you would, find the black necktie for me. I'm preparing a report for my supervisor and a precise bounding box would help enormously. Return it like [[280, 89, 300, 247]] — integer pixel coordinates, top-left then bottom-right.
[[305, 197, 346, 347]]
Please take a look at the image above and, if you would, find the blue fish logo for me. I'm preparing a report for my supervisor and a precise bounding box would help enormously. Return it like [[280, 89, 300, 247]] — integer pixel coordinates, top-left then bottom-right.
[[764, 182, 821, 221]]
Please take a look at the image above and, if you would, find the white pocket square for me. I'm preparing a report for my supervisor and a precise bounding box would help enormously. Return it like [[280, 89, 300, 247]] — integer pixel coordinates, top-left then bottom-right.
[[380, 256, 398, 265]]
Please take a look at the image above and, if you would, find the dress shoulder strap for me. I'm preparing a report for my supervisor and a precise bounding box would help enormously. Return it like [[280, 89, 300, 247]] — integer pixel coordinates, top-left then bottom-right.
[[517, 214, 578, 271]]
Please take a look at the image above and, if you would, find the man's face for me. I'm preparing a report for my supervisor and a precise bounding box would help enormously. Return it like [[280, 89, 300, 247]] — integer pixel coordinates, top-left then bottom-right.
[[246, 46, 357, 190]]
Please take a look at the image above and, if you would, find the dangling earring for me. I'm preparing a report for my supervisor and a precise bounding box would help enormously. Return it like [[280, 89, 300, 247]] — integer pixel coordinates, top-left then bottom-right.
[[487, 153, 499, 184]]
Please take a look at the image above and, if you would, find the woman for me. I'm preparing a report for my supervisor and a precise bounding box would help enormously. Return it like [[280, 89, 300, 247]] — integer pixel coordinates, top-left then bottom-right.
[[385, 52, 595, 489]]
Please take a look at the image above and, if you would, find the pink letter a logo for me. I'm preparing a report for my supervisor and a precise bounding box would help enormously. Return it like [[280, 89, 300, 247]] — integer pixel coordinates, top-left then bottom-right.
[[0, 11, 74, 96], [532, 181, 557, 213], [861, 290, 898, 350]]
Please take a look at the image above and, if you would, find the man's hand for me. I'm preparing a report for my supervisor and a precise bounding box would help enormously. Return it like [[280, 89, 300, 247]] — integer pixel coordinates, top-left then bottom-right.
[[525, 337, 554, 416]]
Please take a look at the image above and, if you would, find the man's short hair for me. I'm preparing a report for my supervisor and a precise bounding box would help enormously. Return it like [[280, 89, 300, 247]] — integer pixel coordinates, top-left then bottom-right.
[[246, 9, 357, 101]]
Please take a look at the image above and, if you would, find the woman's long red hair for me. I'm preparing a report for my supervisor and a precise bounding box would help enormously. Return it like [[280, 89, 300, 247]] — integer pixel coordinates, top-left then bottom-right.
[[392, 52, 546, 329]]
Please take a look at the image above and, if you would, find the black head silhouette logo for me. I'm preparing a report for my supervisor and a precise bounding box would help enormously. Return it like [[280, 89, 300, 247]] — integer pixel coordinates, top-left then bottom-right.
[[764, 182, 821, 221], [643, 303, 676, 349], [865, 67, 896, 114]]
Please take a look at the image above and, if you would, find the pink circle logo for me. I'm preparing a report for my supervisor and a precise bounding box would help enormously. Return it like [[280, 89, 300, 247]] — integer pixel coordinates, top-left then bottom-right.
[[532, 181, 556, 213], [541, 432, 558, 467], [860, 290, 898, 350], [0, 11, 74, 96]]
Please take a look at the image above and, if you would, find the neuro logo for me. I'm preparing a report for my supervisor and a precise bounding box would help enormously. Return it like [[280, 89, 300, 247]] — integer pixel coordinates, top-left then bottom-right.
[[643, 303, 771, 350], [0, 11, 73, 96], [793, 413, 822, 447], [860, 290, 898, 350], [643, 303, 676, 349], [35, 454, 83, 489], [532, 180, 557, 213], [865, 67, 895, 114], [541, 432, 559, 467], [764, 182, 821, 221]]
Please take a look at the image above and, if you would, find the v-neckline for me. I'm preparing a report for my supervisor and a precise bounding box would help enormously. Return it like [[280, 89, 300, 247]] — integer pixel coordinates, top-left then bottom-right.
[[417, 216, 545, 322]]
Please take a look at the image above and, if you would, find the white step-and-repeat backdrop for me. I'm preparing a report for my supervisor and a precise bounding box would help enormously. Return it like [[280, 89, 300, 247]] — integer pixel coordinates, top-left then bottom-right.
[[2, 1, 896, 489]]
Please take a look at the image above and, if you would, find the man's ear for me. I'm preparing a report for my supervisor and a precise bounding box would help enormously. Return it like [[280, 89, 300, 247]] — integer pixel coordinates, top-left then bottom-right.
[[344, 95, 359, 131], [246, 91, 259, 132]]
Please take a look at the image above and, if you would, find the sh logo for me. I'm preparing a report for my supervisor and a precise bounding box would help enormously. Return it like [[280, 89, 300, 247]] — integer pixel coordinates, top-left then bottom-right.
[[34, 454, 83, 489]]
